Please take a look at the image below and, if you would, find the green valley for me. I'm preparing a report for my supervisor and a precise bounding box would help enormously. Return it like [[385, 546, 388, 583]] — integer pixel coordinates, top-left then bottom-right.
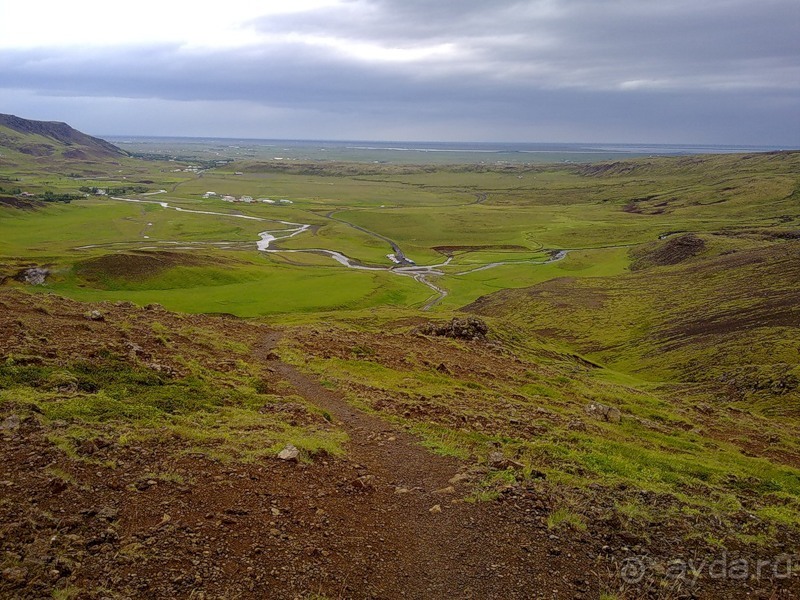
[[1, 116, 799, 599]]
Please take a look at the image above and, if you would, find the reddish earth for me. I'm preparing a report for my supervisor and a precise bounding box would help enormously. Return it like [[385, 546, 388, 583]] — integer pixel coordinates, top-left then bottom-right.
[[1, 290, 797, 599]]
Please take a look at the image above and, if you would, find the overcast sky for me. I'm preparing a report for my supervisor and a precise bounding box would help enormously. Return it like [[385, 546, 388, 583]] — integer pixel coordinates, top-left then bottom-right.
[[0, 0, 798, 144]]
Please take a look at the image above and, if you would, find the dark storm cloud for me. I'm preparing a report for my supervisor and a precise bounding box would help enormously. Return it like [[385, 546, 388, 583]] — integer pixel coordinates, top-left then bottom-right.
[[1, 0, 798, 142]]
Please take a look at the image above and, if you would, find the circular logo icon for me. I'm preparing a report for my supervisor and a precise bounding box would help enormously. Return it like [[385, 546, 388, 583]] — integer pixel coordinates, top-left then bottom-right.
[[621, 557, 647, 584]]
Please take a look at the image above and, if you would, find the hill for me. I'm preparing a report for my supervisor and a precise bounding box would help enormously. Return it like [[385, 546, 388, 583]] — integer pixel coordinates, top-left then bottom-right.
[[0, 114, 127, 161], [3, 289, 799, 599]]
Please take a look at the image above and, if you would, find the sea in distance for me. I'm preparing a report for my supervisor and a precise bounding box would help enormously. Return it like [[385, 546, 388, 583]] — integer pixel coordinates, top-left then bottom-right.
[[105, 137, 794, 165]]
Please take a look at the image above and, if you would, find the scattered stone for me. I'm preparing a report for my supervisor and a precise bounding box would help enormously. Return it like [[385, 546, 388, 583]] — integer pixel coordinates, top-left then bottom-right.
[[14, 267, 49, 286], [48, 478, 69, 495], [2, 566, 28, 585], [394, 487, 410, 494], [270, 507, 281, 516], [78, 439, 98, 456], [225, 507, 250, 516], [124, 341, 144, 357], [97, 506, 119, 521], [416, 316, 489, 340], [87, 310, 105, 321], [434, 486, 456, 495], [429, 504, 442, 514], [449, 472, 471, 485], [46, 371, 78, 393], [277, 444, 300, 461], [487, 451, 524, 471], [351, 475, 376, 491], [567, 419, 587, 431], [0, 414, 20, 430], [584, 402, 622, 424], [147, 362, 176, 376]]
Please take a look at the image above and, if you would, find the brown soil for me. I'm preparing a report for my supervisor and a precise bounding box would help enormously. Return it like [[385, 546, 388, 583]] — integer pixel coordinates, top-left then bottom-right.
[[629, 234, 706, 270], [0, 196, 43, 210], [18, 144, 55, 157], [464, 276, 608, 315], [74, 251, 220, 283], [63, 149, 89, 160], [0, 290, 797, 599]]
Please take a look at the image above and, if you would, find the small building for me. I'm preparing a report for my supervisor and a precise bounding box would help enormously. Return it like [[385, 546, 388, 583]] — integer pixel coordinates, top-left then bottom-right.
[[221, 195, 236, 202], [202, 191, 217, 198]]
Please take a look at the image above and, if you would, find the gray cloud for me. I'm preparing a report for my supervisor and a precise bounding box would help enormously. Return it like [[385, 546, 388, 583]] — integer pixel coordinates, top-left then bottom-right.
[[0, 0, 798, 143]]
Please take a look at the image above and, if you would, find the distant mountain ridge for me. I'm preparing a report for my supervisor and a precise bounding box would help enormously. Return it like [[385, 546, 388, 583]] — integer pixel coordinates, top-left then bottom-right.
[[0, 113, 127, 160]]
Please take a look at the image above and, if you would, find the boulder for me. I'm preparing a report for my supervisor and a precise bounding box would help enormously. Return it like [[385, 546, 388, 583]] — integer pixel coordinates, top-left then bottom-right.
[[0, 414, 20, 430], [351, 475, 376, 491], [416, 317, 489, 340], [584, 402, 622, 423], [277, 444, 300, 461], [488, 451, 524, 470], [14, 267, 49, 286]]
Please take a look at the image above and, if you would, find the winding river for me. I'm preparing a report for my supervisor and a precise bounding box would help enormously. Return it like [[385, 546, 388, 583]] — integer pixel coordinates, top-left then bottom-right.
[[93, 196, 567, 310]]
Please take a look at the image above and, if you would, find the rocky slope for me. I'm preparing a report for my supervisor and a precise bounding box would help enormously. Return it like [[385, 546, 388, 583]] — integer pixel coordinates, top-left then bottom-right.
[[1, 288, 798, 599]]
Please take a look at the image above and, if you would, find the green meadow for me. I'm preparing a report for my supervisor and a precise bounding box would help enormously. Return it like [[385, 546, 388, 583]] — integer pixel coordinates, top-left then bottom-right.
[[2, 151, 798, 318]]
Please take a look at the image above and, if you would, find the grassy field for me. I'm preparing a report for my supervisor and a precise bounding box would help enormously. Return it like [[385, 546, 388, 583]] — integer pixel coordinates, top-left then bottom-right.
[[4, 151, 798, 318]]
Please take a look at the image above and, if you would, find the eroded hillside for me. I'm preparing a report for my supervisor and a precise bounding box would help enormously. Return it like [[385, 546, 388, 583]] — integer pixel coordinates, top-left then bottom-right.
[[3, 288, 795, 598]]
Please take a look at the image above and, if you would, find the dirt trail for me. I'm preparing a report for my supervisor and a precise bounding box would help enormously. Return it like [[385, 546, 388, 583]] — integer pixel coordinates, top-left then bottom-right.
[[258, 331, 460, 489], [253, 331, 593, 599]]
